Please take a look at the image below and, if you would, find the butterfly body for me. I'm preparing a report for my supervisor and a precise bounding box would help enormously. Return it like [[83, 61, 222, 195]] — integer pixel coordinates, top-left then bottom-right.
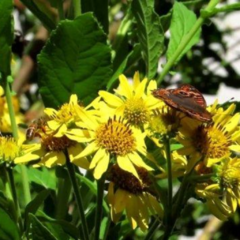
[[152, 84, 212, 123]]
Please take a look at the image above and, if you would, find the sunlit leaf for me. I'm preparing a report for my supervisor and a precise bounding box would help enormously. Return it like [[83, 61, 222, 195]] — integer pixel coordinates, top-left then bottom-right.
[[0, 207, 20, 240], [38, 13, 112, 108], [167, 1, 201, 62], [132, 0, 164, 79]]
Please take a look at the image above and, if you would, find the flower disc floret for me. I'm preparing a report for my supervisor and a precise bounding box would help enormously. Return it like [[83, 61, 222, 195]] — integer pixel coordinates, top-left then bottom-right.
[[123, 98, 149, 126], [194, 125, 229, 159], [41, 134, 76, 152], [95, 118, 136, 156], [110, 165, 151, 194]]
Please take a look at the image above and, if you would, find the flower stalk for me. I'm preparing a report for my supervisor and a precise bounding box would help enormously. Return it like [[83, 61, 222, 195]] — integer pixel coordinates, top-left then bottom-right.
[[65, 150, 89, 240], [94, 172, 106, 240], [5, 77, 31, 205]]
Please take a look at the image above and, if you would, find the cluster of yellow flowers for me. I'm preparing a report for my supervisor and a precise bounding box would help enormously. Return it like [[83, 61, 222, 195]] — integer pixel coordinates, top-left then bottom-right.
[[1, 72, 240, 230]]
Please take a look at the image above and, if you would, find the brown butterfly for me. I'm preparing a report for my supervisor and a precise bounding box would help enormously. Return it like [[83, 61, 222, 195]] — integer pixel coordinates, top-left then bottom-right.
[[152, 84, 212, 123]]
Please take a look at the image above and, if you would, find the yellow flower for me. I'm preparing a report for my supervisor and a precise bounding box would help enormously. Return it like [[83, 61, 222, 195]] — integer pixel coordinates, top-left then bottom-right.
[[196, 183, 232, 220], [219, 157, 240, 212], [72, 107, 153, 180], [156, 151, 187, 178], [177, 103, 240, 168], [44, 94, 80, 137], [14, 120, 89, 169], [98, 72, 163, 128], [108, 165, 163, 231], [147, 106, 181, 143], [194, 157, 240, 220], [0, 136, 21, 162], [45, 94, 101, 137]]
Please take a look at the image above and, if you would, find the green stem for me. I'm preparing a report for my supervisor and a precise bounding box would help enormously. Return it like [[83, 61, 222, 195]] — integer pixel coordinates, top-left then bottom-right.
[[5, 78, 18, 139], [94, 173, 106, 240], [1, 164, 18, 226], [164, 135, 172, 224], [65, 152, 89, 240], [56, 173, 72, 219], [57, 0, 65, 20], [144, 218, 161, 240], [103, 215, 111, 240], [73, 0, 81, 18], [7, 167, 23, 232], [5, 77, 31, 205], [157, 0, 220, 84]]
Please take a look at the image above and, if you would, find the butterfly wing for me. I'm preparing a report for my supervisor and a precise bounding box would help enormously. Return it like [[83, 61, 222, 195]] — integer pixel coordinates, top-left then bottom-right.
[[152, 84, 212, 122], [174, 84, 207, 108]]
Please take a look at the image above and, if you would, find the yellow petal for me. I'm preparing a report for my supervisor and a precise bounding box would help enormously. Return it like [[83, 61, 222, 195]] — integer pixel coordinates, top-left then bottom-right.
[[89, 148, 106, 169], [128, 152, 153, 171], [65, 129, 92, 142], [126, 194, 138, 229], [41, 151, 66, 168], [133, 71, 140, 89], [75, 105, 98, 130], [119, 74, 132, 99], [68, 145, 89, 169], [93, 154, 109, 179], [147, 80, 157, 94], [47, 120, 62, 131], [117, 156, 139, 180], [69, 94, 78, 104], [0, 86, 4, 96], [229, 145, 240, 152], [76, 141, 98, 159], [98, 91, 123, 107], [54, 124, 68, 137], [44, 108, 58, 117], [113, 189, 127, 214], [14, 151, 42, 164], [224, 113, 240, 134], [134, 78, 147, 99]]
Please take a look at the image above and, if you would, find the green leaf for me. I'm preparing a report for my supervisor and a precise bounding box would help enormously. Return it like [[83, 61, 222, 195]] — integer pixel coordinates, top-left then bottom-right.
[[20, 0, 56, 31], [132, 0, 164, 79], [167, 1, 201, 62], [35, 211, 79, 240], [38, 13, 112, 108], [82, 0, 109, 34], [25, 189, 51, 228], [27, 167, 57, 190], [28, 214, 57, 240], [0, 0, 13, 76], [76, 173, 109, 213], [0, 207, 20, 240], [107, 44, 141, 90]]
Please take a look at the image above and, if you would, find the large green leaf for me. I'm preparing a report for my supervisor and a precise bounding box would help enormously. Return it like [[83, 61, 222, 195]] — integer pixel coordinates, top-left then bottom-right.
[[28, 214, 57, 240], [132, 0, 164, 79], [76, 173, 109, 213], [33, 211, 79, 240], [24, 189, 51, 228], [82, 0, 109, 34], [27, 168, 57, 190], [20, 0, 56, 31], [167, 1, 201, 62], [0, 207, 20, 240], [0, 0, 13, 76], [38, 13, 112, 108]]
